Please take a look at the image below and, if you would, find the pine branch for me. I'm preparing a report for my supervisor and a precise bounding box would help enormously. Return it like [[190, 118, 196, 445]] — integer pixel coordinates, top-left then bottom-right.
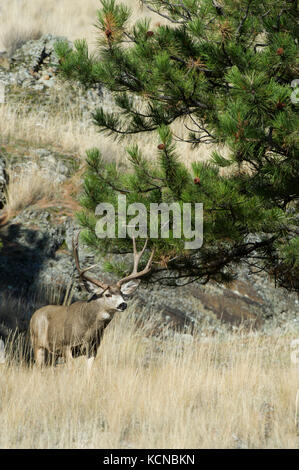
[[235, 0, 253, 37]]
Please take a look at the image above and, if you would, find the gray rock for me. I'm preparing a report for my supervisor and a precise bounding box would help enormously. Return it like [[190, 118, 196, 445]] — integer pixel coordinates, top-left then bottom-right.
[[21, 77, 36, 88], [10, 34, 71, 73], [0, 34, 114, 116], [6, 147, 80, 184], [41, 78, 55, 88]]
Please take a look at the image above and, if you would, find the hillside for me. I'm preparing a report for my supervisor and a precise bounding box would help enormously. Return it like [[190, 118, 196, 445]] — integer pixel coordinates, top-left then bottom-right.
[[0, 1, 298, 450]]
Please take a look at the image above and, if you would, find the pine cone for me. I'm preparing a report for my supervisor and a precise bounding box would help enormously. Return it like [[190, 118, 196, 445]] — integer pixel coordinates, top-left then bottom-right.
[[276, 101, 286, 110]]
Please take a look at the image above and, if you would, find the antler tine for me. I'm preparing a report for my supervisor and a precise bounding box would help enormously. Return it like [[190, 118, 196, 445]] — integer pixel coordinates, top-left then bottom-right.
[[72, 231, 109, 290], [117, 237, 155, 287], [72, 232, 82, 276], [145, 246, 155, 269], [79, 263, 101, 275], [132, 237, 148, 273]]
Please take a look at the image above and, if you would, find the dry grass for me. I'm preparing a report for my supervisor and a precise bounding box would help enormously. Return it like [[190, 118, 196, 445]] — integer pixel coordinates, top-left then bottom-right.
[[0, 0, 100, 52], [1, 28, 43, 57], [0, 100, 217, 170], [0, 0, 163, 53], [4, 163, 60, 217], [0, 310, 298, 449], [0, 101, 125, 163]]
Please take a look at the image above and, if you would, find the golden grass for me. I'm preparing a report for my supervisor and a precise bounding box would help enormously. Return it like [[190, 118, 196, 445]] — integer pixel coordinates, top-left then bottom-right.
[[0, 98, 218, 171], [0, 101, 127, 163], [4, 163, 59, 217], [0, 0, 163, 53], [1, 309, 299, 449], [1, 28, 43, 57], [0, 108, 188, 172]]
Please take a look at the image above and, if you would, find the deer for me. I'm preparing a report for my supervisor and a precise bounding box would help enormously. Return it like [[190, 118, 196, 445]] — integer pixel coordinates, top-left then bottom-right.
[[29, 233, 155, 373]]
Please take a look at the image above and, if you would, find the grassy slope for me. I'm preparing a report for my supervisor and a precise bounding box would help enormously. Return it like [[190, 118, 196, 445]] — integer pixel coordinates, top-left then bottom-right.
[[1, 310, 299, 449]]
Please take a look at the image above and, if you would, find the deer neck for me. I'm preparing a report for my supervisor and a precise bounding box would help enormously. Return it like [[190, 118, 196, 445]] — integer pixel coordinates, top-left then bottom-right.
[[84, 298, 116, 322]]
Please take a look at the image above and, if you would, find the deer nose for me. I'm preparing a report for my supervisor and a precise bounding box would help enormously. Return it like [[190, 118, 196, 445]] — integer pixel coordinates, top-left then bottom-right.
[[118, 302, 127, 311]]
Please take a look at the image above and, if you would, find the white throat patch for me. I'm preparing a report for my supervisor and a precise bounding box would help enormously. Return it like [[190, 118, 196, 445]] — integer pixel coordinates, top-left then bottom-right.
[[101, 312, 111, 321]]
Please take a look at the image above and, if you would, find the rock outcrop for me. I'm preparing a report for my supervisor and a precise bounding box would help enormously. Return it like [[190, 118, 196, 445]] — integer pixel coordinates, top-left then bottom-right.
[[0, 34, 114, 117]]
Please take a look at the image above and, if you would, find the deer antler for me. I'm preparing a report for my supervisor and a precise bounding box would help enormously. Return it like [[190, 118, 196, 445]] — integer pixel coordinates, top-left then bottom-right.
[[117, 237, 155, 287], [72, 232, 109, 291]]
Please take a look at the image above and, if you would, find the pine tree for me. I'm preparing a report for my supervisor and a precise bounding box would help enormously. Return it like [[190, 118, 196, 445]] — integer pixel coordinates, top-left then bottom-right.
[[55, 0, 299, 290]]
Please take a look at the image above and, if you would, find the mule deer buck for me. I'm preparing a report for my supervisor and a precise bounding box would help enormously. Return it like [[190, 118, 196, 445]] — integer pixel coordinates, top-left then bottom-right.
[[30, 233, 154, 372]]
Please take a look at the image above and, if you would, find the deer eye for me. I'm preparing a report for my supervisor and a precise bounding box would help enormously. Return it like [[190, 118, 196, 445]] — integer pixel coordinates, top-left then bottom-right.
[[105, 293, 112, 298]]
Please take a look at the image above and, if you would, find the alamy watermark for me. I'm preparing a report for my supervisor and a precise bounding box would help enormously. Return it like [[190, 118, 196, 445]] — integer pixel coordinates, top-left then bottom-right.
[[94, 195, 203, 249]]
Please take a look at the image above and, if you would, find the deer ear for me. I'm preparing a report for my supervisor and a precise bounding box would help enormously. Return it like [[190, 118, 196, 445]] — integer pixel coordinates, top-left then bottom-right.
[[121, 280, 140, 295], [87, 293, 98, 302], [85, 284, 105, 302]]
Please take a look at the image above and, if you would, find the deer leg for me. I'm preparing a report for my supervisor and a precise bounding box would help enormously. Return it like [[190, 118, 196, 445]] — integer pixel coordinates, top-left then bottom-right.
[[64, 346, 73, 365], [35, 347, 46, 367], [86, 340, 98, 377], [86, 356, 95, 377]]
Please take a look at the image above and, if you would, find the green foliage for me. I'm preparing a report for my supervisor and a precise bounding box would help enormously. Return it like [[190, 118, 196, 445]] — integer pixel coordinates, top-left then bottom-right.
[[54, 39, 96, 88], [56, 0, 299, 290]]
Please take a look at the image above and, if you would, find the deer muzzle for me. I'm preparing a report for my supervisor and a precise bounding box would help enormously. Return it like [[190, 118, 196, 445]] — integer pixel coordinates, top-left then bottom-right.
[[117, 302, 127, 311]]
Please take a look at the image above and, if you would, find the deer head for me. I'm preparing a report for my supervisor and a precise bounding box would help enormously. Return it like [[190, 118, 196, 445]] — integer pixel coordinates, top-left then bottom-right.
[[72, 233, 155, 312]]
